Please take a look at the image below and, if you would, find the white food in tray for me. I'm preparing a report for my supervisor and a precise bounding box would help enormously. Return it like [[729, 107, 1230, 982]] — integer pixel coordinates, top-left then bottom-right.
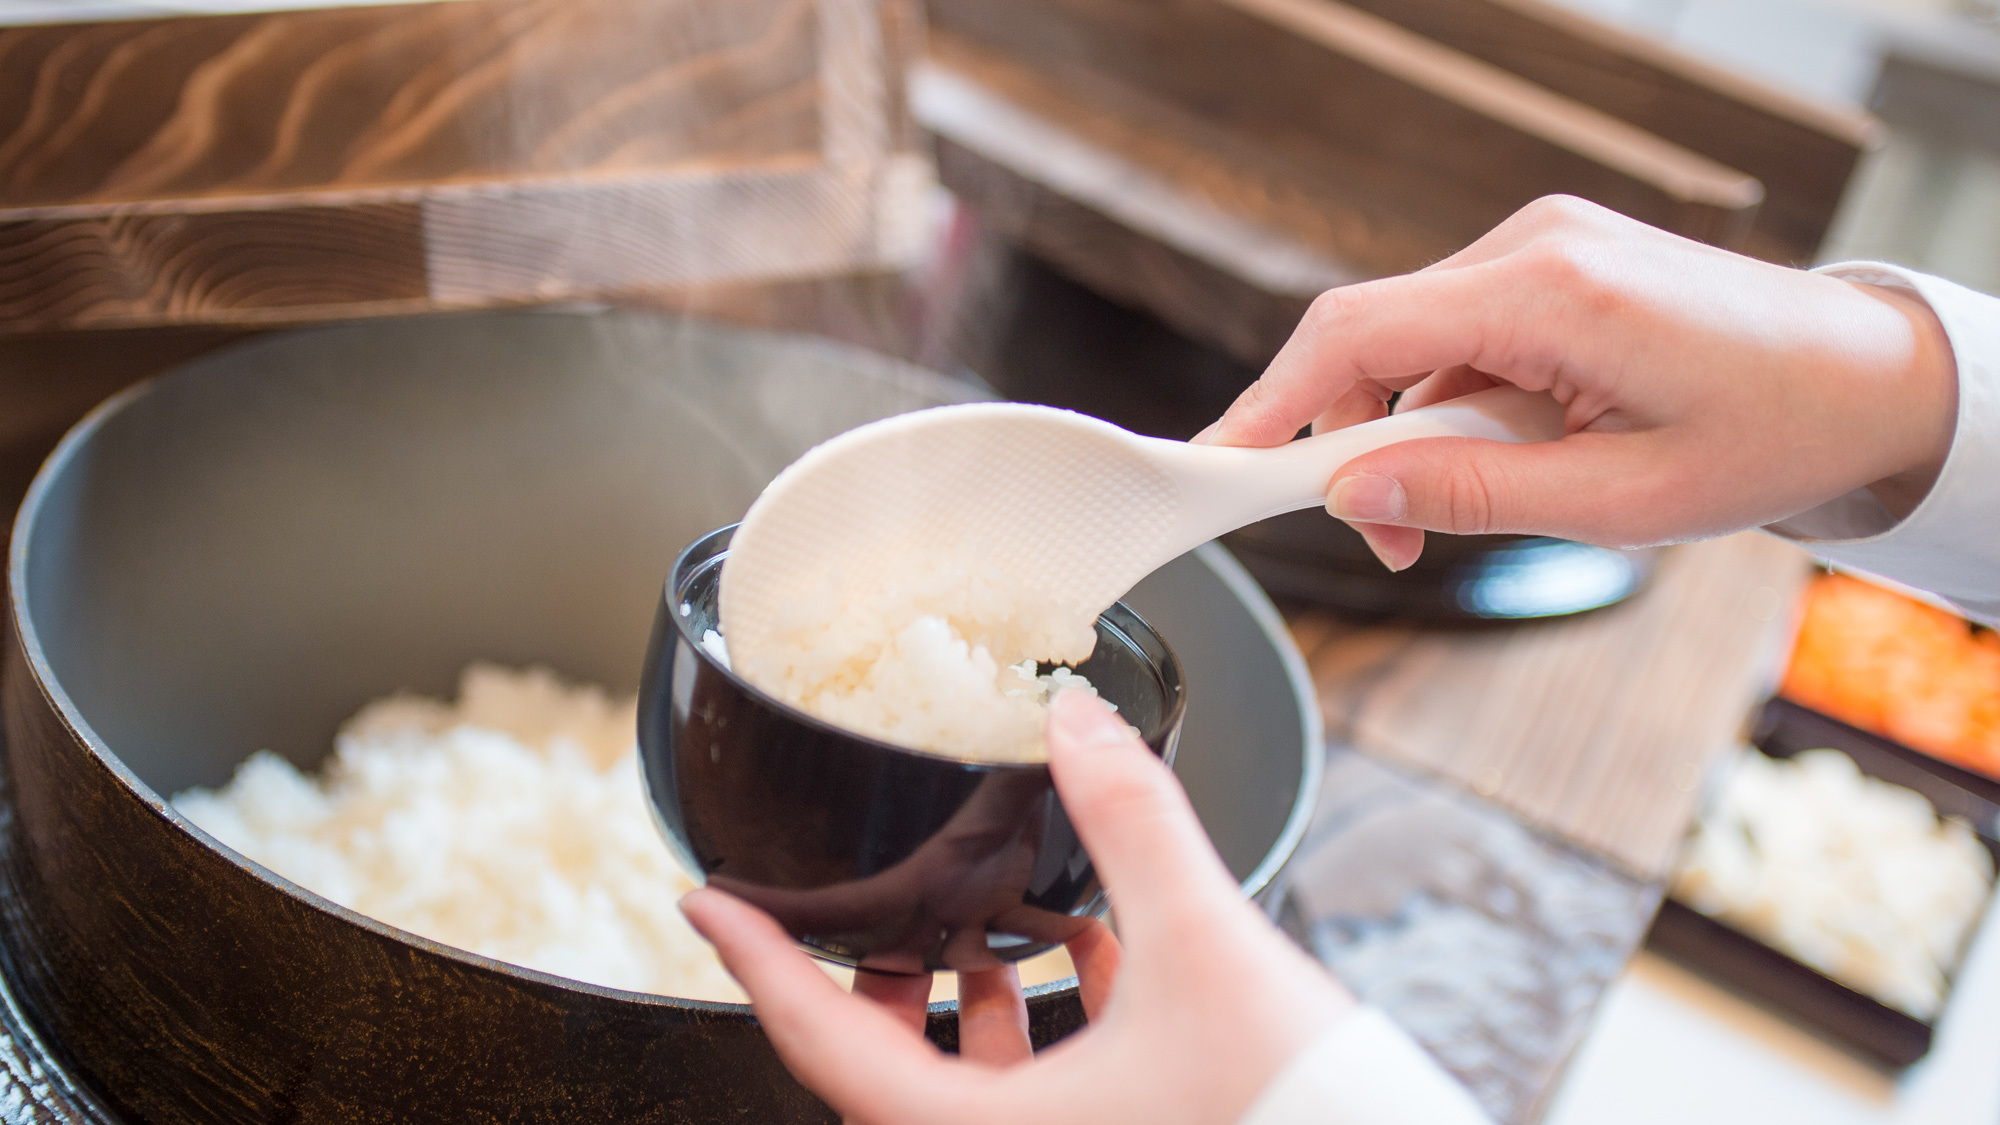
[[1673, 747, 1996, 1019]]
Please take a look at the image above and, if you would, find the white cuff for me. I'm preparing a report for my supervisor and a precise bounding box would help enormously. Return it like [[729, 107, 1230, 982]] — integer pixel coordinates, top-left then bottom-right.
[[1765, 263, 2000, 624], [1236, 1007, 1491, 1125]]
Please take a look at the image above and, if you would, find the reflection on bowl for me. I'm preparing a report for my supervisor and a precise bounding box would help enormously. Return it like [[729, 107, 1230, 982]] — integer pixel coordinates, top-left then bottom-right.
[[640, 524, 1186, 973]]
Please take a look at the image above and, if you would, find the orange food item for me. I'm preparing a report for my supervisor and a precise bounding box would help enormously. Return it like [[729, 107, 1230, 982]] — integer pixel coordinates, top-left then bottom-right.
[[1782, 574, 2000, 779]]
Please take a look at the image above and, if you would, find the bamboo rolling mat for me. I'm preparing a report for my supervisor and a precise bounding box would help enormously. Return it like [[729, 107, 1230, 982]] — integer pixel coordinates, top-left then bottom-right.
[[1289, 531, 1815, 879]]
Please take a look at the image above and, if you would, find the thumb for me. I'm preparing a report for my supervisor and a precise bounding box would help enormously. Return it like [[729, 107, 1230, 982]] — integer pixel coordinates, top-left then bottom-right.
[[1044, 691, 1241, 938], [1325, 431, 1659, 546]]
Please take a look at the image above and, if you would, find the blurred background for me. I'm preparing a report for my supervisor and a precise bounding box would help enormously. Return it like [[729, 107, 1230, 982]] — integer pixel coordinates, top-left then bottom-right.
[[2, 1, 2000, 1123]]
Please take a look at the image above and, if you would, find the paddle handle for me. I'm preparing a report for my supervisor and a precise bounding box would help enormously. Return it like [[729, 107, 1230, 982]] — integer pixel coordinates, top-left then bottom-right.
[[1150, 386, 1568, 552]]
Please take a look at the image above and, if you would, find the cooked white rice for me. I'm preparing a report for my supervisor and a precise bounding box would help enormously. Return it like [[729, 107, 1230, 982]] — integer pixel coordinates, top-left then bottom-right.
[[1674, 747, 1995, 1018], [172, 664, 1072, 1000], [729, 548, 1103, 762]]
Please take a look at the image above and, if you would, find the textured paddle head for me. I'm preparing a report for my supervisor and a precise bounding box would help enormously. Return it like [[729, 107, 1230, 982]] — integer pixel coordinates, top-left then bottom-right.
[[719, 403, 1179, 685]]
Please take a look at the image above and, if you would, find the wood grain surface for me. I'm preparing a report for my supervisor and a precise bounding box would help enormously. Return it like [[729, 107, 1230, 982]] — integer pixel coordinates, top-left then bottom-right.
[[0, 875, 122, 1125], [1338, 0, 1879, 265], [0, 0, 928, 331], [0, 629, 844, 1124], [928, 0, 1764, 256], [1291, 532, 1815, 878], [0, 0, 821, 207], [922, 0, 1777, 364], [916, 47, 1355, 365]]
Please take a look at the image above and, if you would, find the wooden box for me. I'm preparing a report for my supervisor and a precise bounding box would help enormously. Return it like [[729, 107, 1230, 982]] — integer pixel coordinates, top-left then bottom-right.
[[0, 0, 928, 331], [919, 0, 1880, 365]]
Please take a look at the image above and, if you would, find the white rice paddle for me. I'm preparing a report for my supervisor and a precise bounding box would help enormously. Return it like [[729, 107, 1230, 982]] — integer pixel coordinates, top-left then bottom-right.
[[720, 385, 1566, 671]]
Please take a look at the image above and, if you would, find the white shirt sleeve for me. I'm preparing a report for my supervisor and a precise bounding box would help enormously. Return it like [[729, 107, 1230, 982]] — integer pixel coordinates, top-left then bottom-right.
[[1765, 263, 2000, 624], [1237, 1008, 1492, 1125], [1236, 264, 2000, 1125]]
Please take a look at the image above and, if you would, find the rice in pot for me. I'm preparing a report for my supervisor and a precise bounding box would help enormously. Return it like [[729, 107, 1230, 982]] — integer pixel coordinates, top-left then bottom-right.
[[173, 664, 1072, 999]]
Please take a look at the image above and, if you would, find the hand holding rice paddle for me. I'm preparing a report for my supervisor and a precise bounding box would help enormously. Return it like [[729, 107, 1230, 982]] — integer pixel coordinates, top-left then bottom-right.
[[717, 387, 1564, 761]]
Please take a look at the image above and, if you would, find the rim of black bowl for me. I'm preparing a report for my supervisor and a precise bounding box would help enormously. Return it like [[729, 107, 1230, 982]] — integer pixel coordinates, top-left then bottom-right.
[[4, 365, 771, 1013], [664, 523, 1189, 771]]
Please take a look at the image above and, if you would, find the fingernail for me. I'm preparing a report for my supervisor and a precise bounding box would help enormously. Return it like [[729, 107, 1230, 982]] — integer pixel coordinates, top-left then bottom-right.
[[1364, 537, 1415, 573], [1327, 474, 1407, 522], [1051, 690, 1129, 747], [1191, 420, 1222, 445]]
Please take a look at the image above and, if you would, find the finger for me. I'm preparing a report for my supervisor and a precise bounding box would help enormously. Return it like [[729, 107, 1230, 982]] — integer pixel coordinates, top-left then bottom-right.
[[1325, 430, 1671, 543], [957, 965, 1033, 1065], [1309, 384, 1391, 438], [1064, 920, 1123, 1022], [1419, 195, 1620, 273], [942, 926, 1006, 974], [1315, 362, 1498, 445], [1044, 693, 1241, 939], [1392, 365, 1506, 414], [681, 889, 962, 1118], [853, 969, 935, 1037], [986, 904, 1093, 946], [1204, 195, 1662, 450], [1349, 523, 1425, 572], [1205, 262, 1554, 448]]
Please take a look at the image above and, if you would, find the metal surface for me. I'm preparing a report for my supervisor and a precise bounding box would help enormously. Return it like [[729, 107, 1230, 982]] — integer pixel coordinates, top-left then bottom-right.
[[1278, 751, 1659, 1125], [2, 308, 1320, 1123]]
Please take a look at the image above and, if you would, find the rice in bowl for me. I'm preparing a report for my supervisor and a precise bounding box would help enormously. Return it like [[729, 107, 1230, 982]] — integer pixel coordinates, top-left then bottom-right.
[[725, 548, 1105, 762]]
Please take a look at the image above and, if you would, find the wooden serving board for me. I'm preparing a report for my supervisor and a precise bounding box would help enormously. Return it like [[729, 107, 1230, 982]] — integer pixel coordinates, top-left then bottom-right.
[[1291, 532, 1816, 879], [0, 0, 927, 331]]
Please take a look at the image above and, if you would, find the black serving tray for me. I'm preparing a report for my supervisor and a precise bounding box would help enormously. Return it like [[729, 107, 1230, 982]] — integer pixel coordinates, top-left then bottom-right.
[[1756, 697, 2000, 822], [1647, 696, 2000, 1068]]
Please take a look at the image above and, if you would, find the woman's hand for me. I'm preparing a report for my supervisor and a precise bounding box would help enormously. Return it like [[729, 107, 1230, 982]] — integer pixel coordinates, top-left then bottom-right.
[[1200, 196, 1961, 571], [680, 691, 1354, 1125]]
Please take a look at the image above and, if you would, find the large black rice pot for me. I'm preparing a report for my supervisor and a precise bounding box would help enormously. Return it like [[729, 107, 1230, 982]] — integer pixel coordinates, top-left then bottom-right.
[[0, 309, 1321, 1123]]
